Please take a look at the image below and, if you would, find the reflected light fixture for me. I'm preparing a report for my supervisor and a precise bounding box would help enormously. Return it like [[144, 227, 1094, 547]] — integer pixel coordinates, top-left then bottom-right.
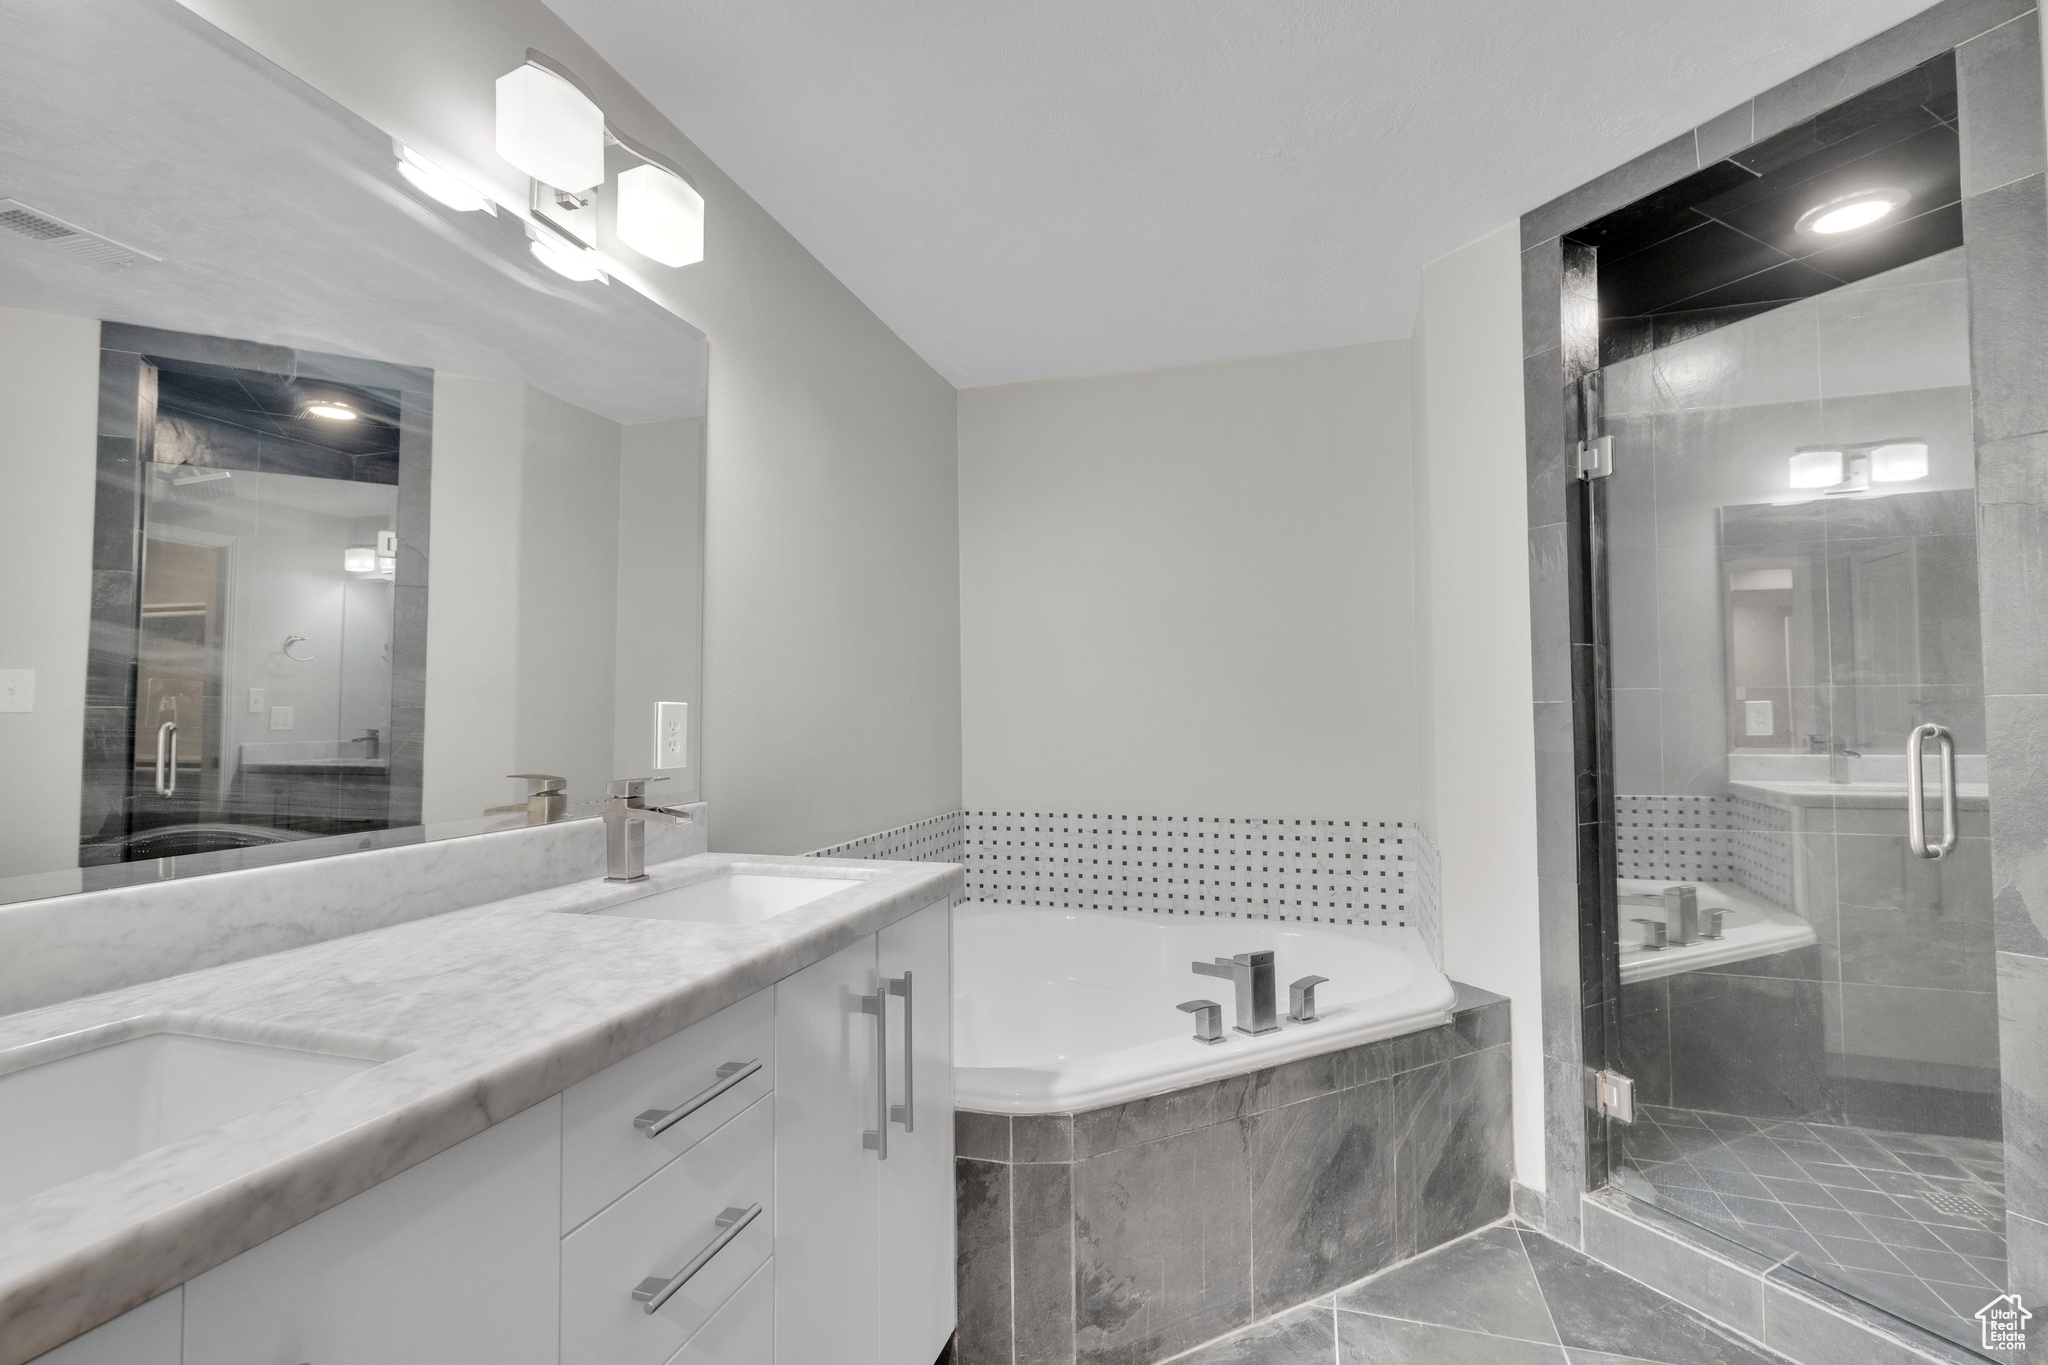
[[495, 62, 605, 192], [305, 400, 358, 421], [1789, 448, 1845, 489], [1796, 187, 1909, 235], [395, 145, 494, 214], [343, 547, 379, 573], [1871, 440, 1930, 482], [529, 232, 605, 282], [616, 162, 705, 268]]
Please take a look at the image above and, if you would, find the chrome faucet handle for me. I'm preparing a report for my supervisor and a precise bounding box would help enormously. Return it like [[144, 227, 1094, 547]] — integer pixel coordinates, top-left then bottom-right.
[[1631, 918, 1668, 950], [1178, 999, 1225, 1045], [1288, 975, 1329, 1024], [1702, 909, 1727, 941], [607, 775, 671, 804], [511, 773, 568, 795]]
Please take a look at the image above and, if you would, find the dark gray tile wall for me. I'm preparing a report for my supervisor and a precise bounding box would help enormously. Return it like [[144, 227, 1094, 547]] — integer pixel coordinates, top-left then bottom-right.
[[1521, 0, 2048, 1319], [953, 990, 1512, 1365]]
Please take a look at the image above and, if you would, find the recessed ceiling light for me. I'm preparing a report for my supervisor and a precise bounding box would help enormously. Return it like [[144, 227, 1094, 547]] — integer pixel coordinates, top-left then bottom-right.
[[529, 234, 605, 282], [305, 400, 358, 421], [395, 145, 494, 214], [1796, 188, 1909, 235]]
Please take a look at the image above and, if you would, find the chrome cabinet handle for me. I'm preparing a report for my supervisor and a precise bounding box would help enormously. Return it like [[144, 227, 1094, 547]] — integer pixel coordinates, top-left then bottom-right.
[[1907, 723, 1957, 860], [861, 984, 888, 1159], [634, 1059, 761, 1138], [631, 1202, 761, 1314], [154, 721, 178, 797], [888, 972, 913, 1133]]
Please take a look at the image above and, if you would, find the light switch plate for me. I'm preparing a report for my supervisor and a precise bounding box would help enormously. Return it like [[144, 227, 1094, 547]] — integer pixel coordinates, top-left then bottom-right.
[[654, 701, 688, 769], [269, 705, 294, 731], [248, 687, 265, 713], [0, 669, 32, 712]]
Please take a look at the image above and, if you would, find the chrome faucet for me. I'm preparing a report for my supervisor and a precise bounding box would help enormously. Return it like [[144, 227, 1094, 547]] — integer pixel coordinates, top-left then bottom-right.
[[604, 777, 694, 882], [1192, 951, 1280, 1035], [1830, 738, 1861, 785]]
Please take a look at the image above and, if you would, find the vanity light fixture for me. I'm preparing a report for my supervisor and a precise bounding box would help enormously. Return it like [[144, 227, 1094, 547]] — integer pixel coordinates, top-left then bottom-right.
[[1796, 187, 1909, 236], [343, 546, 378, 573], [615, 162, 704, 268], [495, 61, 606, 192], [395, 144, 494, 214], [1788, 447, 1845, 489], [529, 230, 606, 283], [1870, 440, 1930, 482], [304, 399, 358, 421]]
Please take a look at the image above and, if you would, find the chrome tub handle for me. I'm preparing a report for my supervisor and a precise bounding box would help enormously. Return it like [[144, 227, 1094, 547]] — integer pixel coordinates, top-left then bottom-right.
[[633, 1059, 761, 1138], [631, 1202, 761, 1314], [1907, 723, 1957, 860]]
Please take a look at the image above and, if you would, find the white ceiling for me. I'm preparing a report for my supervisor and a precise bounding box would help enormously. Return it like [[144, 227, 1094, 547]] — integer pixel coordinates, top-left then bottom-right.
[[547, 0, 1936, 388]]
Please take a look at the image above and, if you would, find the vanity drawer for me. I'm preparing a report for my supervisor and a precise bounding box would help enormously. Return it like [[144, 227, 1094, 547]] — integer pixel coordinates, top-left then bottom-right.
[[563, 989, 774, 1230], [562, 1095, 774, 1365], [671, 1258, 773, 1364]]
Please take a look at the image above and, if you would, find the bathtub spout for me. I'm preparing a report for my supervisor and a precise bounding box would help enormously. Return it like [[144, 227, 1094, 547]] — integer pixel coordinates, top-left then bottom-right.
[[1192, 951, 1281, 1036]]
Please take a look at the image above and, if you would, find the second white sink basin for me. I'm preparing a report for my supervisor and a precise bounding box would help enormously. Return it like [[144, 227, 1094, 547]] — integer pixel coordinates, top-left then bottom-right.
[[0, 1032, 379, 1209], [596, 871, 864, 927]]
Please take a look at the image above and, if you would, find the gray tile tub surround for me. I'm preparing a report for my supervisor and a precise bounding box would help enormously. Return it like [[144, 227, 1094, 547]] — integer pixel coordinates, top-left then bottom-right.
[[952, 984, 1512, 1365], [0, 851, 961, 1365], [1579, 1190, 2003, 1365], [0, 805, 705, 1017], [1171, 1218, 1797, 1365]]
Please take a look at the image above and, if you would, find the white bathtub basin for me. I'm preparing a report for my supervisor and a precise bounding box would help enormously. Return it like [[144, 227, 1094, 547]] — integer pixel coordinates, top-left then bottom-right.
[[952, 903, 1456, 1114], [593, 871, 865, 927], [1617, 880, 1816, 984], [0, 1031, 377, 1208]]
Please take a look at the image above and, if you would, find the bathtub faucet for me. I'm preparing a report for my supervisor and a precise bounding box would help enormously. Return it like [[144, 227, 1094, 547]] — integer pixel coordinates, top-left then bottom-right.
[[1192, 951, 1281, 1036]]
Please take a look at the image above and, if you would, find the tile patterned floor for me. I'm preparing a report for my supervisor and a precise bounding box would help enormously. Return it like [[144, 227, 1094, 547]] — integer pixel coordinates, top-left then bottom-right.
[[1617, 1103, 2006, 1349], [1165, 1221, 1792, 1364]]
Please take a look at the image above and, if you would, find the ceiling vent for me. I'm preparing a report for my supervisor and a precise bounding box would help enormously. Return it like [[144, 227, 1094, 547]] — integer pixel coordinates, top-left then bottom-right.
[[0, 198, 159, 269]]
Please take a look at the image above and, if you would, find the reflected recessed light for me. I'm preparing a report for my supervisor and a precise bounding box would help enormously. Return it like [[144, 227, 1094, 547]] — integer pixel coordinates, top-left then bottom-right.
[[395, 145, 495, 214], [529, 234, 605, 282], [305, 400, 358, 421], [1796, 188, 1909, 235]]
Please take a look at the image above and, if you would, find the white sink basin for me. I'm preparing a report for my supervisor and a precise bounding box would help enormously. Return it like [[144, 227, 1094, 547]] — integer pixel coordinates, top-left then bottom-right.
[[0, 1032, 377, 1208], [594, 872, 864, 927]]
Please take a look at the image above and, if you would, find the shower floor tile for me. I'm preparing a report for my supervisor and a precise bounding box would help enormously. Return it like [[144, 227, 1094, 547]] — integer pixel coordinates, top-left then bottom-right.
[[1169, 1221, 1787, 1364], [1618, 1103, 2006, 1352]]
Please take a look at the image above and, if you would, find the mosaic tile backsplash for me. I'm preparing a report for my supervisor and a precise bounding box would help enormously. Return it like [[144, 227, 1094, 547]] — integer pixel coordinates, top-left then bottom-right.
[[810, 808, 1442, 962], [1615, 794, 1792, 909]]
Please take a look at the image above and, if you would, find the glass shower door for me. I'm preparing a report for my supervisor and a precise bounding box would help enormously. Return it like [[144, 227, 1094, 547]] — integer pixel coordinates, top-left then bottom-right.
[[1599, 246, 2004, 1349]]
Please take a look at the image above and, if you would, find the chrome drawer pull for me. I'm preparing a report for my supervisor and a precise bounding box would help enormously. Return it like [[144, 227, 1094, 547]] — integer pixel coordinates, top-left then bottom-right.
[[634, 1059, 762, 1138], [861, 986, 888, 1159], [888, 972, 914, 1133], [631, 1202, 761, 1314]]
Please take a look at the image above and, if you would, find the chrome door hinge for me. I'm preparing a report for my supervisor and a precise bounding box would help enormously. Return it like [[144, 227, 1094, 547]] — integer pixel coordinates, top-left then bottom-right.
[[1576, 435, 1613, 480], [1592, 1068, 1635, 1124]]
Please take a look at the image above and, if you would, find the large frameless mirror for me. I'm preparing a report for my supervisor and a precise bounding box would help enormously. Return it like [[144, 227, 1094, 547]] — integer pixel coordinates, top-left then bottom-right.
[[0, 0, 707, 904]]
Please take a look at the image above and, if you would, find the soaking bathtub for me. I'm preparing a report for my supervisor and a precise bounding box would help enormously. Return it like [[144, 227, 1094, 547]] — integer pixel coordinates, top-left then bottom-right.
[[952, 901, 1457, 1114]]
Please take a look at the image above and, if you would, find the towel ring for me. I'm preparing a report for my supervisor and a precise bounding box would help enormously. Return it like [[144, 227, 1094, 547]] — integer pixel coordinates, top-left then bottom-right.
[[283, 634, 316, 662]]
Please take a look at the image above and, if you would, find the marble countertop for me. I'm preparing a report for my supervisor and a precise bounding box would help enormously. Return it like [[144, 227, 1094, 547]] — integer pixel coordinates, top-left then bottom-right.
[[0, 851, 961, 1364]]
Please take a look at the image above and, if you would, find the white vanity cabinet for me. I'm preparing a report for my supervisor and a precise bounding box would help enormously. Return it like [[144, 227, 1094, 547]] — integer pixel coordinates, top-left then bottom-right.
[[28, 899, 954, 1365], [775, 900, 955, 1365]]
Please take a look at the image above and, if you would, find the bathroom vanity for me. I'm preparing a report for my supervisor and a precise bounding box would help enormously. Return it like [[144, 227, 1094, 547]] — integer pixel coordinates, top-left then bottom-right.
[[2, 853, 960, 1365]]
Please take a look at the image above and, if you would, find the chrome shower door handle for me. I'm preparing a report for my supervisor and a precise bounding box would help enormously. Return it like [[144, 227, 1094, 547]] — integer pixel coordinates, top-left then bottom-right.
[[1907, 723, 1957, 860], [888, 972, 914, 1133], [861, 985, 888, 1159], [154, 721, 178, 797], [630, 1202, 761, 1314]]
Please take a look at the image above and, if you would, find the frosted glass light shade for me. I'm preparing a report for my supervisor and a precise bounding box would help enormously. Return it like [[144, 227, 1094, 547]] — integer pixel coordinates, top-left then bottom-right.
[[495, 64, 605, 192], [1871, 441, 1929, 482], [344, 547, 378, 573], [616, 164, 705, 267], [1789, 448, 1844, 489]]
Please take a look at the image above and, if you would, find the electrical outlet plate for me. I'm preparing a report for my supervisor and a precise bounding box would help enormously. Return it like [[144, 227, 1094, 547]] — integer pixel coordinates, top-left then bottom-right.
[[0, 668, 32, 712], [269, 705, 294, 731], [655, 701, 688, 770]]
